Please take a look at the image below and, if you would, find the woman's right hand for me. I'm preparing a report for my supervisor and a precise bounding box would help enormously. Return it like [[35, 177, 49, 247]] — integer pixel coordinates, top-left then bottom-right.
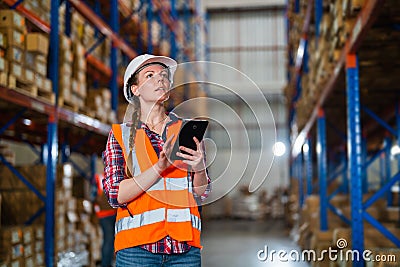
[[155, 134, 175, 173]]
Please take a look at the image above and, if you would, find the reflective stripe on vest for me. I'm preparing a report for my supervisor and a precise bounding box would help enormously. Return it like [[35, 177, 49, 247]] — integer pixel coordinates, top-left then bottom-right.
[[115, 208, 201, 233], [111, 121, 202, 251], [147, 177, 190, 192]]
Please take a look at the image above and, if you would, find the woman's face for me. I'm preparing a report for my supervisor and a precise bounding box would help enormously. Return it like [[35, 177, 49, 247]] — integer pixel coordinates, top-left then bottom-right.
[[131, 64, 171, 104]]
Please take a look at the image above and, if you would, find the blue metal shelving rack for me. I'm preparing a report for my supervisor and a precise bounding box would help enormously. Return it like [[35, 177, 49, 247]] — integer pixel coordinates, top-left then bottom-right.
[[288, 0, 400, 265], [1, 1, 205, 266], [346, 54, 364, 266]]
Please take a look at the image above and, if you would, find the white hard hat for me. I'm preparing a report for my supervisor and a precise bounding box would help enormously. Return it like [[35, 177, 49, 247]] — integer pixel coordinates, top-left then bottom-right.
[[123, 54, 177, 103]]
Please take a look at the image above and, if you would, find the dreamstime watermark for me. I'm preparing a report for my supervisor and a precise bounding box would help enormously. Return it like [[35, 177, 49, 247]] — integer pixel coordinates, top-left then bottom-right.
[[257, 238, 397, 263]]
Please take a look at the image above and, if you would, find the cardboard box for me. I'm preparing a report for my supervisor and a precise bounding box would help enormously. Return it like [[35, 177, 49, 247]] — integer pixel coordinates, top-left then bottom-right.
[[24, 256, 34, 267], [26, 33, 49, 55], [24, 52, 47, 68], [8, 62, 23, 79], [60, 49, 73, 63], [0, 10, 25, 31], [22, 227, 33, 245], [0, 32, 5, 48], [73, 57, 86, 71], [5, 46, 24, 63], [0, 258, 24, 267], [34, 226, 44, 240], [0, 54, 7, 73], [34, 73, 44, 89], [42, 78, 52, 93], [72, 41, 85, 56], [35, 59, 47, 77], [0, 227, 24, 261], [35, 253, 44, 266], [0, 28, 24, 48], [59, 62, 72, 76], [23, 243, 33, 258], [59, 34, 71, 51], [23, 68, 35, 83], [40, 0, 51, 11], [34, 240, 43, 253]]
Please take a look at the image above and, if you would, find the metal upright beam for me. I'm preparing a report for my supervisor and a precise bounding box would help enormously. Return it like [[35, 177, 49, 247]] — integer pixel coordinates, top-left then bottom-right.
[[341, 150, 349, 194], [294, 0, 300, 13], [314, 0, 323, 40], [384, 136, 393, 206], [146, 0, 153, 53], [110, 0, 119, 111], [346, 54, 364, 266], [41, 144, 48, 164], [45, 1, 60, 265], [291, 0, 383, 159], [194, 0, 202, 61], [362, 136, 368, 193], [49, 0, 60, 105], [45, 115, 58, 267], [68, 0, 137, 58], [90, 154, 98, 201], [64, 0, 71, 36], [170, 0, 177, 59], [379, 152, 385, 189], [183, 1, 191, 62], [304, 137, 313, 196], [317, 108, 328, 231]]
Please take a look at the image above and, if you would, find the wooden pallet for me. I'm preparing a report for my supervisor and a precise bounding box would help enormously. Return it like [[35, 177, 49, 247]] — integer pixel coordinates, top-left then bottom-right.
[[7, 74, 55, 105], [37, 89, 55, 105], [58, 96, 79, 112], [8, 74, 38, 96], [0, 72, 7, 86], [78, 107, 95, 118]]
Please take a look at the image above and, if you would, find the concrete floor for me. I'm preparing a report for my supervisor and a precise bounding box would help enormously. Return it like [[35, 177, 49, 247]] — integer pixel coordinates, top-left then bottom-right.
[[201, 219, 310, 267]]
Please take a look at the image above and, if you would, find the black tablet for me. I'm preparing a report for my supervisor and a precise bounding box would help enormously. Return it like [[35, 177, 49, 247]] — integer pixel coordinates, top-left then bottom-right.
[[170, 120, 209, 161]]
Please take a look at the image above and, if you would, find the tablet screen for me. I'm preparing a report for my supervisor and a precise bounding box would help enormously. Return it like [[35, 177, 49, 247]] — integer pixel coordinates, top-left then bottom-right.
[[170, 120, 208, 161]]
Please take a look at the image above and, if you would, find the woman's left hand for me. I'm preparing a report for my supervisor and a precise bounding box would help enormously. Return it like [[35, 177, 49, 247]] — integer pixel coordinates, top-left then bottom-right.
[[176, 137, 206, 172]]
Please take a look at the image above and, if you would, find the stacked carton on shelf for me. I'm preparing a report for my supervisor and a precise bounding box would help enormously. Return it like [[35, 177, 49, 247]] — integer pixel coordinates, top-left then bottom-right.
[[86, 88, 117, 124], [0, 9, 54, 104], [0, 10, 26, 89], [0, 30, 7, 84], [288, 0, 367, 131], [0, 227, 24, 267], [71, 41, 87, 111], [25, 32, 54, 103], [0, 163, 47, 267], [58, 34, 74, 109]]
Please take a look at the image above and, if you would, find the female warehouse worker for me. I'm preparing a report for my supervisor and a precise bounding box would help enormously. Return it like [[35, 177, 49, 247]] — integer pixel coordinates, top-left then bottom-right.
[[102, 54, 211, 267]]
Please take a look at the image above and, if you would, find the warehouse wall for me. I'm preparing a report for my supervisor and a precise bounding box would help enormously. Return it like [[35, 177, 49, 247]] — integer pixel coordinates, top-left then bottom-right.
[[207, 9, 287, 95], [205, 97, 289, 198], [204, 5, 288, 203], [203, 0, 286, 9]]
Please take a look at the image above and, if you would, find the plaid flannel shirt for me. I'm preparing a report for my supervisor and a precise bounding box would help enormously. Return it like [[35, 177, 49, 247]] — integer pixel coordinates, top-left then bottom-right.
[[102, 113, 211, 254]]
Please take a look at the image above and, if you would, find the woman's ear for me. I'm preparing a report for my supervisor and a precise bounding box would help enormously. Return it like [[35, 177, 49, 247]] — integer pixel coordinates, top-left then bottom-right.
[[131, 85, 140, 96]]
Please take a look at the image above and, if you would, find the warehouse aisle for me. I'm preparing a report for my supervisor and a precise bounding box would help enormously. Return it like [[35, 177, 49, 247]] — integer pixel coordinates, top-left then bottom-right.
[[201, 219, 310, 267]]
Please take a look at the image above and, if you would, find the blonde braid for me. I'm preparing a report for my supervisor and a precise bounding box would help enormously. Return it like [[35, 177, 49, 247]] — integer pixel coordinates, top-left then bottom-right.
[[126, 97, 141, 178], [128, 96, 141, 151]]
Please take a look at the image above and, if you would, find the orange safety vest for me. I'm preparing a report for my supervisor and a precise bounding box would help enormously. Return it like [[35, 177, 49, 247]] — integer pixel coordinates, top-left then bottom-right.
[[112, 120, 202, 252], [94, 174, 117, 218]]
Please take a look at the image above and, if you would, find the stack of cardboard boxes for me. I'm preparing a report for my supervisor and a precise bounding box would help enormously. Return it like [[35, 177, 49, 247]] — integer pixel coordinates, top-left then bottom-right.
[[0, 163, 102, 266], [0, 10, 53, 104], [0, 10, 27, 89]]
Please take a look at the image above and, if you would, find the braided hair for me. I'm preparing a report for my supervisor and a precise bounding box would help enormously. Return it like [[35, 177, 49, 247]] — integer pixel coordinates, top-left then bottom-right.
[[125, 73, 140, 176]]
